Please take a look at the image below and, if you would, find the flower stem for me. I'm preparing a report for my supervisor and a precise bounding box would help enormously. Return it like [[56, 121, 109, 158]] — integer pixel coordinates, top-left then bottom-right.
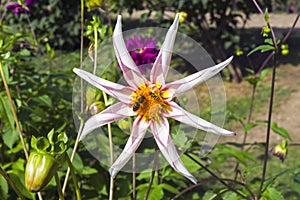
[[102, 91, 115, 200], [66, 154, 82, 200], [62, 120, 84, 194], [54, 173, 65, 200], [258, 53, 277, 198], [62, 0, 85, 194], [0, 166, 26, 200], [144, 146, 159, 200], [184, 153, 248, 199], [0, 61, 28, 160]]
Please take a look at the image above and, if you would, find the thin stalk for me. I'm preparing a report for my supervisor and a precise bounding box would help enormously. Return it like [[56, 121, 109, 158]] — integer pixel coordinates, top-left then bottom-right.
[[184, 153, 248, 199], [62, 120, 84, 194], [62, 0, 85, 193], [0, 61, 28, 160], [102, 91, 114, 200], [66, 154, 82, 200], [234, 85, 256, 180], [54, 173, 65, 200], [258, 53, 277, 198], [80, 0, 85, 113], [0, 166, 25, 200], [144, 146, 159, 200], [25, 15, 38, 47], [132, 154, 136, 200]]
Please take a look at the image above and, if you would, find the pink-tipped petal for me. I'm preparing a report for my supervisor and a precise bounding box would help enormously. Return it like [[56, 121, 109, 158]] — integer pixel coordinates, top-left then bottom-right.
[[165, 56, 233, 98], [80, 102, 135, 140], [150, 14, 180, 85], [166, 102, 235, 136], [113, 15, 146, 87], [151, 117, 197, 184], [109, 117, 150, 178], [73, 68, 133, 104]]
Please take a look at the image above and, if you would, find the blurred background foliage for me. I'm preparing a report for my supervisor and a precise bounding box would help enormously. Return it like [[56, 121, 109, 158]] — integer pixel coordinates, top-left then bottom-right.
[[0, 0, 300, 199]]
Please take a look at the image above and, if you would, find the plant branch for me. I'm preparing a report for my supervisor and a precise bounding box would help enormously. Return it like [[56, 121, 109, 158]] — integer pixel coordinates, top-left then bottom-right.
[[0, 61, 28, 160], [144, 146, 159, 200], [0, 166, 26, 200], [258, 53, 277, 198], [184, 153, 248, 199], [55, 173, 65, 200]]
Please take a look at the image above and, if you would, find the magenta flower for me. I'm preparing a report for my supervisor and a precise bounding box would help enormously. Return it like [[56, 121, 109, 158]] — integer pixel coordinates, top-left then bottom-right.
[[74, 14, 235, 183], [6, 3, 30, 14], [125, 35, 159, 74]]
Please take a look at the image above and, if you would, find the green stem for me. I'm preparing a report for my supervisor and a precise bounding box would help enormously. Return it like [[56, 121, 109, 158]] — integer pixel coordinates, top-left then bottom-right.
[[0, 166, 26, 200], [0, 61, 28, 160], [55, 173, 65, 200], [258, 53, 277, 198], [66, 154, 82, 200]]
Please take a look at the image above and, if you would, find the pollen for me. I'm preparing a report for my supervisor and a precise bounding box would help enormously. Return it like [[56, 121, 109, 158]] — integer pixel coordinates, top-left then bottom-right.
[[131, 83, 171, 122]]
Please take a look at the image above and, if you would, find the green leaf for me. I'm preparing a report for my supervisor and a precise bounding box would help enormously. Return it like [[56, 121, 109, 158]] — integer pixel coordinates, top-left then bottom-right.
[[244, 122, 257, 132], [148, 186, 164, 200], [2, 128, 19, 149], [270, 122, 291, 140], [32, 95, 53, 108], [248, 44, 274, 56], [0, 94, 15, 130], [159, 183, 180, 194], [262, 187, 284, 200], [0, 175, 9, 200], [8, 171, 34, 199]]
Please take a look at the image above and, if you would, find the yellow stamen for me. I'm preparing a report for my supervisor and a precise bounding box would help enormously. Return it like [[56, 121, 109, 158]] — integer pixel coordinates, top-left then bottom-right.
[[131, 83, 171, 122]]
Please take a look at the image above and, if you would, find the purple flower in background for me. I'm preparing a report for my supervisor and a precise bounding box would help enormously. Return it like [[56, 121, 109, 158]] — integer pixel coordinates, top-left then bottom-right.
[[25, 0, 38, 6], [125, 35, 159, 74], [6, 3, 30, 14], [269, 140, 288, 162]]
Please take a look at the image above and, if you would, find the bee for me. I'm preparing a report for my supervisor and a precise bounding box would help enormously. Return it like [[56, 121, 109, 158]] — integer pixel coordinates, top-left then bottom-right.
[[149, 92, 160, 101], [138, 95, 146, 103], [132, 95, 145, 112], [132, 102, 140, 112]]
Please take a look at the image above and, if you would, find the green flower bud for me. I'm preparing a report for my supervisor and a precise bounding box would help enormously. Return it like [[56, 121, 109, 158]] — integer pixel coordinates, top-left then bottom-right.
[[89, 101, 105, 115], [25, 152, 59, 192]]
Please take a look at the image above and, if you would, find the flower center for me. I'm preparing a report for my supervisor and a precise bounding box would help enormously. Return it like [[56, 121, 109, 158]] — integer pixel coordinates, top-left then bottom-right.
[[131, 83, 171, 122]]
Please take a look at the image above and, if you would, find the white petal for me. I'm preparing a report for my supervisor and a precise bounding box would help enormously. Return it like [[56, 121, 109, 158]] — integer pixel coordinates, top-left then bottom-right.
[[80, 102, 135, 140], [113, 15, 146, 87], [166, 102, 236, 136], [150, 14, 180, 85], [109, 117, 150, 178], [73, 68, 133, 104], [165, 56, 233, 97], [151, 117, 197, 184]]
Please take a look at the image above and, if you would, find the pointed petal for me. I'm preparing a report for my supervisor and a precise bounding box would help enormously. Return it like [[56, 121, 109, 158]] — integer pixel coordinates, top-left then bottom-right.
[[113, 15, 146, 87], [74, 68, 133, 104], [151, 117, 197, 184], [109, 117, 150, 178], [165, 56, 233, 97], [166, 102, 235, 136], [80, 102, 135, 140], [150, 14, 180, 85]]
